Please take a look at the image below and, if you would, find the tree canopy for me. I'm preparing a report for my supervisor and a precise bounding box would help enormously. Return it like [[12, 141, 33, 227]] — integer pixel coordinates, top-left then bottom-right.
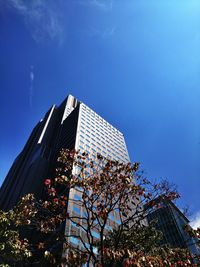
[[0, 149, 199, 266]]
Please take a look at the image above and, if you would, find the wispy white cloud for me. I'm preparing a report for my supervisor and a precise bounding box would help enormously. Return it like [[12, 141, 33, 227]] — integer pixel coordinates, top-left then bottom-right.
[[29, 65, 34, 108], [79, 0, 113, 12], [102, 26, 116, 38], [7, 0, 63, 44], [78, 0, 115, 39], [88, 26, 116, 39], [190, 211, 200, 229], [90, 0, 113, 11]]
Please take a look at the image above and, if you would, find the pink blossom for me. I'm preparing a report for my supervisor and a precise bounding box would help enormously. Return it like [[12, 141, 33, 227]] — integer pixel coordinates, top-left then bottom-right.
[[44, 179, 51, 186]]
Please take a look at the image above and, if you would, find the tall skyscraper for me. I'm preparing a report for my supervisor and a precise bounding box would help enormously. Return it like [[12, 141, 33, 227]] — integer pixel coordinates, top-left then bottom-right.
[[0, 95, 130, 211]]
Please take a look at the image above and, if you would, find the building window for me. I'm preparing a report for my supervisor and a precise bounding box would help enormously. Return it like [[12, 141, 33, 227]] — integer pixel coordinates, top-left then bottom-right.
[[74, 194, 81, 201], [73, 206, 81, 214], [70, 237, 79, 245], [115, 218, 121, 224], [109, 213, 115, 221], [92, 231, 100, 239]]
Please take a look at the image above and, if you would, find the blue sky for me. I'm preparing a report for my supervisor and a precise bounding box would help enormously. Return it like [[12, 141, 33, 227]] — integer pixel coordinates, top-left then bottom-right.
[[0, 0, 200, 225]]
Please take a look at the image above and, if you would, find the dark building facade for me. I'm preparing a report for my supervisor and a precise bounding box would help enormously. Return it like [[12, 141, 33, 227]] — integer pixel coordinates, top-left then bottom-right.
[[0, 97, 76, 210], [147, 198, 200, 257]]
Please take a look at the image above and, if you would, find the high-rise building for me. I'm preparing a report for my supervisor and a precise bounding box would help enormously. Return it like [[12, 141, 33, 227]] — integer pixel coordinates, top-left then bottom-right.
[[0, 95, 130, 211], [146, 197, 200, 257]]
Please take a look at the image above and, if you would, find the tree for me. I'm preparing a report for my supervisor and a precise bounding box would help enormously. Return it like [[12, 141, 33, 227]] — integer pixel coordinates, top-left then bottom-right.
[[101, 222, 196, 267], [0, 209, 31, 266], [1, 149, 199, 266]]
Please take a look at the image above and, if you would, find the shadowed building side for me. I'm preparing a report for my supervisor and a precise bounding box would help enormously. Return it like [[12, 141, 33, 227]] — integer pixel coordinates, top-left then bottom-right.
[[0, 95, 80, 211], [0, 106, 57, 210]]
